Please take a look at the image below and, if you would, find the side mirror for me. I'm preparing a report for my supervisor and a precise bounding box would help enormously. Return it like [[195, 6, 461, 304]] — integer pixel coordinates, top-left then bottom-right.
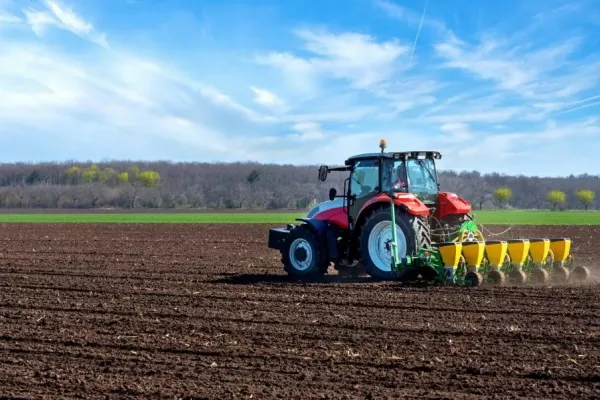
[[329, 187, 337, 201], [318, 165, 328, 182]]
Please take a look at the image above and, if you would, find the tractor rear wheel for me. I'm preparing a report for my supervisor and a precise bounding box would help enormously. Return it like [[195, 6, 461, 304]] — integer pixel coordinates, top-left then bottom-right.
[[281, 225, 327, 279], [358, 206, 431, 280]]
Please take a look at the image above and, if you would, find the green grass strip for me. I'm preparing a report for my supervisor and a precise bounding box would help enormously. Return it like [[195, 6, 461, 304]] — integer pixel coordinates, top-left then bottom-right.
[[471, 210, 600, 225], [0, 210, 598, 225]]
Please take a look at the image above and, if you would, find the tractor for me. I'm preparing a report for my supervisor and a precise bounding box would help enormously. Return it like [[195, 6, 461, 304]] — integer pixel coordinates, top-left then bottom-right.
[[267, 140, 590, 286]]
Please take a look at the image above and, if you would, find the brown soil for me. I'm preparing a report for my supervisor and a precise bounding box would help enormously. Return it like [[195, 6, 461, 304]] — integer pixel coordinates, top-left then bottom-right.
[[0, 223, 598, 399]]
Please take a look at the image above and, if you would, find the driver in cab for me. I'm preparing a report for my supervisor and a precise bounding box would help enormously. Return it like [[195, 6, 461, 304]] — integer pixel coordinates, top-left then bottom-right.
[[392, 162, 410, 191]]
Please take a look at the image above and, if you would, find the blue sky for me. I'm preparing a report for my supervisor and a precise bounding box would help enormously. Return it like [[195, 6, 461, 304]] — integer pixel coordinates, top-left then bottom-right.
[[0, 0, 599, 176]]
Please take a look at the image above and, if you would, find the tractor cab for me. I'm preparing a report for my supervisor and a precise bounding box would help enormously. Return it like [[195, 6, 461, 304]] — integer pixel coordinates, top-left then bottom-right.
[[347, 148, 440, 204], [318, 140, 441, 223]]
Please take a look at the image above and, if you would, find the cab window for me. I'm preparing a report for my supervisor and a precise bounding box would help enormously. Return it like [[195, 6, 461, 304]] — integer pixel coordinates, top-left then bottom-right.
[[350, 159, 379, 199]]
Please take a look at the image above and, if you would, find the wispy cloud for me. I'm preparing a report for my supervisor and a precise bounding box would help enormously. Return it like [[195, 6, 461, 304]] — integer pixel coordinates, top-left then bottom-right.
[[23, 0, 109, 48], [434, 35, 588, 99], [249, 86, 287, 111], [256, 28, 410, 92], [554, 94, 600, 116], [0, 0, 20, 25], [374, 0, 447, 33], [289, 121, 325, 141], [0, 41, 278, 162], [0, 12, 20, 24]]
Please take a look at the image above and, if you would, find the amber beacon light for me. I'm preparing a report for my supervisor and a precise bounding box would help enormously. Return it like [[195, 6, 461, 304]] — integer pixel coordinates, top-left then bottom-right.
[[379, 139, 387, 152]]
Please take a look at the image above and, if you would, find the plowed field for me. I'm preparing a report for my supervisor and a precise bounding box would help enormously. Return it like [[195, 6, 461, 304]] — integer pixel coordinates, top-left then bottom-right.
[[0, 223, 598, 399]]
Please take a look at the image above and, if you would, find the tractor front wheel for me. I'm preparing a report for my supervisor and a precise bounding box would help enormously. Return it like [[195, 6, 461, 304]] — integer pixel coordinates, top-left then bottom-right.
[[281, 225, 327, 279]]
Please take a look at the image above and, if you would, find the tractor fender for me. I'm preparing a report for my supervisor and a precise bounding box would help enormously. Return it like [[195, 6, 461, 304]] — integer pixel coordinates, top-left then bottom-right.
[[295, 218, 339, 260], [355, 194, 428, 231], [392, 194, 430, 216], [434, 192, 472, 219], [351, 195, 429, 245], [361, 193, 429, 217]]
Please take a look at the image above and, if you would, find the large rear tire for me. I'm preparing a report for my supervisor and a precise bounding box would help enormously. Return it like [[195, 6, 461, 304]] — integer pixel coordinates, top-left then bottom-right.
[[358, 206, 431, 280], [281, 225, 327, 279]]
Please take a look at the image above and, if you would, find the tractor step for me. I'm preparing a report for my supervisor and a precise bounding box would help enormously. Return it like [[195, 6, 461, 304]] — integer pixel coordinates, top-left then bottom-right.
[[268, 227, 290, 251]]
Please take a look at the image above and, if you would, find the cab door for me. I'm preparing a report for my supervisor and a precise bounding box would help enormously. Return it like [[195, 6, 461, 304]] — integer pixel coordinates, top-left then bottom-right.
[[348, 158, 381, 225]]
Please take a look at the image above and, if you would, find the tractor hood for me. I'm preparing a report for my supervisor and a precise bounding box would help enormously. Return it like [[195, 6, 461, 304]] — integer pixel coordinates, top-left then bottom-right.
[[306, 198, 345, 218]]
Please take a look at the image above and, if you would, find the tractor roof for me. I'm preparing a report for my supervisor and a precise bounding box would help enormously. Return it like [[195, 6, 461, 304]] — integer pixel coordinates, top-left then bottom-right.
[[345, 151, 441, 165]]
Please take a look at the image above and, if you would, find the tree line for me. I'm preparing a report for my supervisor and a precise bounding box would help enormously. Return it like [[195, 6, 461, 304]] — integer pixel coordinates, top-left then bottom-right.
[[492, 187, 594, 211], [0, 161, 597, 210]]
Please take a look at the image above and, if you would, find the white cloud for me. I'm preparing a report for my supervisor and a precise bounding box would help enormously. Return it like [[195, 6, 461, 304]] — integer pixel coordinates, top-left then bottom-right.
[[111, 59, 278, 124], [0, 0, 19, 25], [0, 39, 281, 162], [439, 122, 473, 142], [256, 28, 410, 93], [436, 119, 600, 176], [249, 86, 286, 110], [555, 99, 600, 116], [289, 121, 325, 141], [426, 107, 523, 124], [23, 0, 109, 48], [254, 27, 438, 123], [280, 108, 376, 124], [0, 12, 20, 24], [372, 78, 440, 115], [255, 52, 317, 96], [189, 82, 278, 123], [433, 35, 592, 102]]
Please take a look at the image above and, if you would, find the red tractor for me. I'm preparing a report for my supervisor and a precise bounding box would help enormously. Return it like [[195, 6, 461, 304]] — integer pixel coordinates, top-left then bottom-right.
[[268, 140, 476, 280]]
